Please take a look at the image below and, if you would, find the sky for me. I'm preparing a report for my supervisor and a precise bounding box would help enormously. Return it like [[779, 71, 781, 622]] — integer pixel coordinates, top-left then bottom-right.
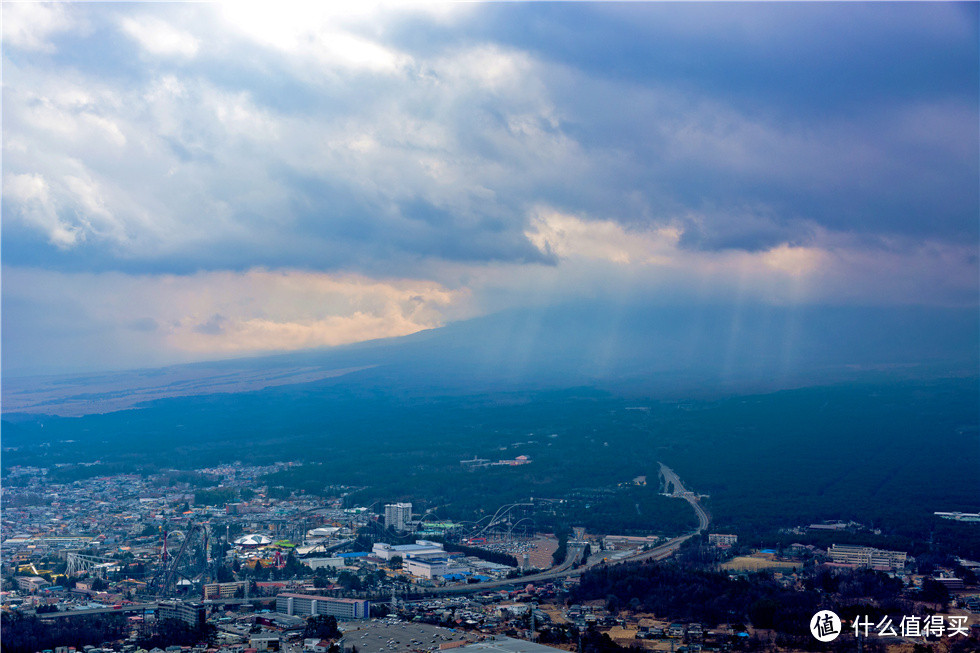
[[2, 1, 978, 376]]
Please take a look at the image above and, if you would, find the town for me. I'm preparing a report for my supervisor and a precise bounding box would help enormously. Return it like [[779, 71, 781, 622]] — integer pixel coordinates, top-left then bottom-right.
[[3, 462, 979, 653]]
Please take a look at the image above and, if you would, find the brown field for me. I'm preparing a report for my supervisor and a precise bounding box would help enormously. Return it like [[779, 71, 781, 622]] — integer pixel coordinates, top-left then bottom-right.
[[538, 604, 569, 625], [719, 556, 802, 572], [527, 535, 559, 569]]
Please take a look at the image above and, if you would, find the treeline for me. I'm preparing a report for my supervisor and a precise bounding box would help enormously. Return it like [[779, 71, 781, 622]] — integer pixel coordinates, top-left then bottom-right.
[[193, 486, 238, 506], [304, 615, 341, 639], [657, 379, 979, 559], [571, 560, 819, 637], [441, 542, 518, 568], [0, 612, 128, 653], [558, 486, 697, 537], [138, 618, 216, 649], [552, 531, 568, 566]]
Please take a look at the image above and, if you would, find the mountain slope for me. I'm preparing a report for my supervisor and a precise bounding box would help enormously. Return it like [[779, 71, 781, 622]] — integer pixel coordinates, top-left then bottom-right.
[[3, 302, 976, 416]]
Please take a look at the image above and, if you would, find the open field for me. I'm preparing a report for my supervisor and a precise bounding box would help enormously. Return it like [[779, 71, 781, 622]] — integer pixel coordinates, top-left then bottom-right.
[[720, 556, 802, 572], [527, 536, 559, 569]]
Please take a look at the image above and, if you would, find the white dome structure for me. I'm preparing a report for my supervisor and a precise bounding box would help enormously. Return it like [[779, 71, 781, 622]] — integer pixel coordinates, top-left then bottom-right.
[[234, 533, 273, 547]]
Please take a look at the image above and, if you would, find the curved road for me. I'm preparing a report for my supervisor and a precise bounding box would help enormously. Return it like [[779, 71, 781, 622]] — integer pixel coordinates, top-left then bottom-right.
[[659, 462, 709, 532], [419, 463, 709, 595], [46, 466, 711, 609]]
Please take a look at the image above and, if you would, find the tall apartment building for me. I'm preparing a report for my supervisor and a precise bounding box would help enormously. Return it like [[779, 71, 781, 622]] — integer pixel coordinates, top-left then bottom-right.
[[827, 544, 907, 571], [276, 593, 369, 620], [158, 600, 206, 628], [384, 503, 412, 531]]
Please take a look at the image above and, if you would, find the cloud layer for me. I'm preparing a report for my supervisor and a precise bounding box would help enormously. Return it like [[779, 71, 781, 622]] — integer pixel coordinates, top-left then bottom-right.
[[2, 2, 977, 374]]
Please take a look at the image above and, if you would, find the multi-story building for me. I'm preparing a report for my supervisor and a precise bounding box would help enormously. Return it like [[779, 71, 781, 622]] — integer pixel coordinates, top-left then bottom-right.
[[158, 600, 206, 628], [708, 533, 738, 547], [276, 593, 370, 620], [827, 544, 907, 571], [202, 581, 246, 599], [15, 576, 51, 593], [384, 503, 412, 532]]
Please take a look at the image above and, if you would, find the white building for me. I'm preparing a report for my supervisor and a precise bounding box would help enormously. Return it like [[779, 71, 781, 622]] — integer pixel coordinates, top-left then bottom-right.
[[304, 557, 348, 571], [277, 593, 370, 619], [234, 533, 273, 547], [384, 503, 413, 531], [306, 527, 341, 540], [15, 576, 50, 593], [404, 557, 452, 579], [372, 540, 444, 561], [827, 544, 907, 571]]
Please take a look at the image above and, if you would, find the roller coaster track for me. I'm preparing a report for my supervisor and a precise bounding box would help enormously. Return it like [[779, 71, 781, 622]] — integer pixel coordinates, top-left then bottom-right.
[[66, 552, 117, 577], [153, 523, 211, 597]]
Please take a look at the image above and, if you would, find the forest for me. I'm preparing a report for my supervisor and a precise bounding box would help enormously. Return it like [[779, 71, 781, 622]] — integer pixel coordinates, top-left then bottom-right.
[[2, 376, 977, 557]]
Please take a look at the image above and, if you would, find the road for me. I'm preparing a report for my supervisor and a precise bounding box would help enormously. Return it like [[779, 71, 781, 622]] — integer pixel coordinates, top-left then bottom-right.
[[659, 462, 710, 532], [426, 543, 586, 593], [36, 597, 276, 620], [43, 466, 710, 608], [36, 603, 159, 619], [413, 463, 710, 596]]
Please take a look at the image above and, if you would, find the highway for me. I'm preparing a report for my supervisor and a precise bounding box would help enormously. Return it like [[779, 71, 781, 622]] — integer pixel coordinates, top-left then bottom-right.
[[416, 463, 710, 595], [426, 543, 586, 593], [41, 464, 710, 609], [659, 462, 710, 532]]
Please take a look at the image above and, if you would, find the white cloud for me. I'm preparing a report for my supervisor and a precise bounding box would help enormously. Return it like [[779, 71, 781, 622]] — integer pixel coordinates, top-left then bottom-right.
[[218, 1, 414, 74], [525, 207, 681, 265], [1, 3, 74, 52], [3, 173, 81, 248], [514, 206, 975, 307], [119, 16, 200, 58]]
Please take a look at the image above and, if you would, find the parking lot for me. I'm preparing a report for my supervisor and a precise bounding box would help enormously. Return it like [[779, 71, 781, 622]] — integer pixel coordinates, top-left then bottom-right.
[[339, 619, 478, 653]]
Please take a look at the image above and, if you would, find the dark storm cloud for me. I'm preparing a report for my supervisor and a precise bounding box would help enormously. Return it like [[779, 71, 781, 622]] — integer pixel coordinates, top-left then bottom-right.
[[2, 2, 977, 375], [3, 2, 976, 270]]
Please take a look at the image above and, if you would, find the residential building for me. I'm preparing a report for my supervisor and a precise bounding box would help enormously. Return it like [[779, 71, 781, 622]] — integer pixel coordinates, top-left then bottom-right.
[[202, 581, 246, 599], [827, 544, 907, 571], [384, 503, 412, 532], [276, 593, 369, 620], [158, 600, 206, 629]]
